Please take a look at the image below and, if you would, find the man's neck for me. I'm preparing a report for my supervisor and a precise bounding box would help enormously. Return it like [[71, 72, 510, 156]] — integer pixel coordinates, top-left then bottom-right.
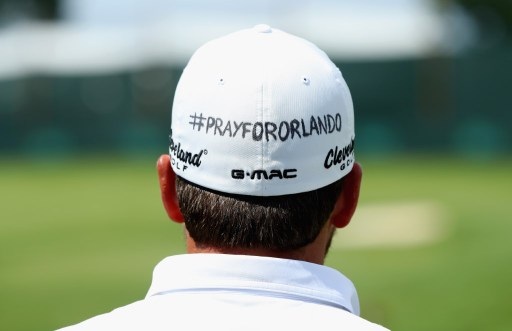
[[184, 224, 335, 265]]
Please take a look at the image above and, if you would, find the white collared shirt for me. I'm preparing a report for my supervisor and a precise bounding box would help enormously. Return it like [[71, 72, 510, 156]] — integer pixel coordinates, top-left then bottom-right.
[[59, 254, 389, 330]]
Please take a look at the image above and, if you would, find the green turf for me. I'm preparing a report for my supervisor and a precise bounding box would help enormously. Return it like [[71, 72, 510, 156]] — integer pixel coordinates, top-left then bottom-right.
[[0, 155, 511, 330]]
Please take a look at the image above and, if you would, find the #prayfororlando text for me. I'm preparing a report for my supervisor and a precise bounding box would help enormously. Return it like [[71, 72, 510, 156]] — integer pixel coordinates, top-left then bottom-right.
[[188, 112, 343, 142]]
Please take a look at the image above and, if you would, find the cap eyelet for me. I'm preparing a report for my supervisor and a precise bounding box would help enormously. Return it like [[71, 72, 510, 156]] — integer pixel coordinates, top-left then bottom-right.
[[218, 78, 225, 85], [302, 76, 310, 85]]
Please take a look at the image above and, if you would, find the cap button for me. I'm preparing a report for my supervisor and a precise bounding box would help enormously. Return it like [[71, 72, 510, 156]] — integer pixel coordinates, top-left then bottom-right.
[[254, 24, 272, 33]]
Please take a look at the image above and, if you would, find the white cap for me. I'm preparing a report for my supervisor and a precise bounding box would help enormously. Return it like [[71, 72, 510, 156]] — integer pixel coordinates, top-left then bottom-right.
[[170, 24, 355, 196]]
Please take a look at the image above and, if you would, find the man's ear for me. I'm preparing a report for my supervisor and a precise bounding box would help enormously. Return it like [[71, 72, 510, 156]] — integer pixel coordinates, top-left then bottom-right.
[[329, 162, 363, 228], [157, 154, 185, 223]]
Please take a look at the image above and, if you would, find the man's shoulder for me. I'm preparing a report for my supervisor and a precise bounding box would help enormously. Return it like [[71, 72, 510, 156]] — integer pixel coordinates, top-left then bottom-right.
[[56, 299, 149, 331], [331, 310, 390, 330]]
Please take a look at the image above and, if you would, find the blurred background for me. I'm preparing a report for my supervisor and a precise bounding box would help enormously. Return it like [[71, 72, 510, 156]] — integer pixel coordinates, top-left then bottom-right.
[[0, 0, 511, 330]]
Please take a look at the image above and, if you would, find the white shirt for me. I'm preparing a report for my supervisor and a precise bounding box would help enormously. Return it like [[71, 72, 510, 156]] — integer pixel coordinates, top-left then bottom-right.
[[59, 254, 389, 330]]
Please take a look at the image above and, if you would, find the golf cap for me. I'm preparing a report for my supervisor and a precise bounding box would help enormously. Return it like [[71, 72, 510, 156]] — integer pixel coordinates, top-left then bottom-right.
[[170, 24, 355, 196]]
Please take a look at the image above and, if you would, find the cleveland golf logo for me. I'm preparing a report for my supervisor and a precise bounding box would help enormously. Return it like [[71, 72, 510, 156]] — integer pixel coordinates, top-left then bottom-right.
[[169, 137, 206, 172], [231, 169, 297, 180], [324, 138, 355, 170]]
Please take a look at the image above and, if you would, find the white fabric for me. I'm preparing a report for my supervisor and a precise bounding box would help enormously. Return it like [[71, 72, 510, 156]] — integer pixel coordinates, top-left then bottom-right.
[[58, 254, 389, 330], [170, 24, 355, 196]]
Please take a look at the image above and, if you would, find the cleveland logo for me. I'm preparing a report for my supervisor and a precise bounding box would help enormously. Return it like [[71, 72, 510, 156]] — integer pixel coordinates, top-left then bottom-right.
[[169, 137, 206, 171], [232, 169, 297, 180], [324, 138, 355, 170]]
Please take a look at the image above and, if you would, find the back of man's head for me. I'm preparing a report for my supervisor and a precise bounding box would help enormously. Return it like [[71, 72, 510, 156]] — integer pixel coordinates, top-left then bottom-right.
[[167, 24, 357, 253]]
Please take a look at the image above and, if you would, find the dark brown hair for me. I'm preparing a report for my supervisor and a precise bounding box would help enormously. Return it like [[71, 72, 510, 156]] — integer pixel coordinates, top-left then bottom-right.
[[176, 176, 343, 251]]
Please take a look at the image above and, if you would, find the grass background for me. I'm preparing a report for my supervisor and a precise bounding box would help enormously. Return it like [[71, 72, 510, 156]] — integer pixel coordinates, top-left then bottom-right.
[[0, 155, 511, 330]]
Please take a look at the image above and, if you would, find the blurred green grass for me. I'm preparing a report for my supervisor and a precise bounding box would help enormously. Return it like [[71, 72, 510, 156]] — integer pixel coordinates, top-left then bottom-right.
[[0, 155, 511, 331]]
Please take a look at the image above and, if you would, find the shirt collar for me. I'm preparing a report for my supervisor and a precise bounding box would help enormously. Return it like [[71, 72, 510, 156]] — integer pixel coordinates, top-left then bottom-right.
[[146, 254, 360, 315]]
